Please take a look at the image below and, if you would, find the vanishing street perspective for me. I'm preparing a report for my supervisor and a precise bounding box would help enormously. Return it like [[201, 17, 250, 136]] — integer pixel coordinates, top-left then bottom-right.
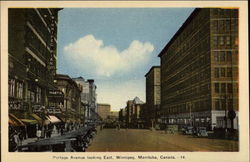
[[8, 8, 239, 152]]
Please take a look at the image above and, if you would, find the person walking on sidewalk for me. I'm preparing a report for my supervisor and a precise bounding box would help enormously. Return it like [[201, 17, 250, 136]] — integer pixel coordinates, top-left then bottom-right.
[[36, 129, 42, 140]]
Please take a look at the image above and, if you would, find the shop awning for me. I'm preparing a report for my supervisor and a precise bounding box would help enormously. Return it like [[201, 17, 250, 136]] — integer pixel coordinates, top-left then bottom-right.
[[30, 113, 43, 124], [20, 119, 38, 125], [46, 115, 61, 123], [9, 113, 25, 126]]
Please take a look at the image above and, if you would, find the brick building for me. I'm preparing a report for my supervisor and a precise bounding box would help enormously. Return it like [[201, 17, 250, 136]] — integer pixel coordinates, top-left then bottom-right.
[[159, 8, 238, 130], [97, 103, 111, 121]]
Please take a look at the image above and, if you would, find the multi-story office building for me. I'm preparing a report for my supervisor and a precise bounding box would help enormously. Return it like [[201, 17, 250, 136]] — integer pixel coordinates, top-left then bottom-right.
[[159, 8, 238, 130], [97, 103, 111, 121], [88, 79, 98, 122], [55, 74, 82, 123], [73, 77, 90, 122], [8, 8, 62, 126], [145, 66, 161, 127]]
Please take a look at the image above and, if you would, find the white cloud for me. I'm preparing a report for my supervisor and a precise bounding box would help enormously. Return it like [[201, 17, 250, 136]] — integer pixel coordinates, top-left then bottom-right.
[[63, 35, 154, 77], [97, 79, 145, 111]]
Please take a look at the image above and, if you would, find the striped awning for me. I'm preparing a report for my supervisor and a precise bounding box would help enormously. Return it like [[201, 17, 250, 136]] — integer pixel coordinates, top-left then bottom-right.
[[20, 119, 38, 125], [46, 115, 61, 123], [9, 113, 25, 126], [30, 113, 43, 124]]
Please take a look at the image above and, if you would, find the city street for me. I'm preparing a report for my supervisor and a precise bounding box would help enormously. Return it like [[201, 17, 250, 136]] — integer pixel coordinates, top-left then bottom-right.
[[87, 128, 238, 152]]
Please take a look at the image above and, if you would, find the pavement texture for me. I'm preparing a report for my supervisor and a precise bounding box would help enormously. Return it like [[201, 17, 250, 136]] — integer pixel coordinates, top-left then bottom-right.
[[86, 128, 238, 152]]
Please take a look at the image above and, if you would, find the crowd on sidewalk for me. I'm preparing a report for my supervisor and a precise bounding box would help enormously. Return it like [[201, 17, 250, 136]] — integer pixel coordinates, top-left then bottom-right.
[[9, 122, 84, 152]]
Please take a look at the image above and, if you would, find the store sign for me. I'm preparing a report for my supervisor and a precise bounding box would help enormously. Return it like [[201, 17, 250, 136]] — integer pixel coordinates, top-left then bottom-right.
[[48, 90, 64, 98], [33, 105, 45, 113], [47, 107, 62, 114], [9, 101, 23, 110]]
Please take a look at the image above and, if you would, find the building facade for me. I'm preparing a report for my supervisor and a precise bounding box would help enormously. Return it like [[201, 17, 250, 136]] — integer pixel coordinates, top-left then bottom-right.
[[159, 8, 238, 130], [145, 66, 161, 128], [125, 97, 144, 128], [55, 74, 83, 123], [97, 103, 111, 121], [8, 8, 62, 129]]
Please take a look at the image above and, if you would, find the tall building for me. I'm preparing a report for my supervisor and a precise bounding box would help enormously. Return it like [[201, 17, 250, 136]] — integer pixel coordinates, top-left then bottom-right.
[[88, 79, 98, 122], [145, 66, 161, 127], [8, 8, 62, 126], [73, 77, 90, 122], [159, 8, 238, 130], [97, 103, 111, 121]]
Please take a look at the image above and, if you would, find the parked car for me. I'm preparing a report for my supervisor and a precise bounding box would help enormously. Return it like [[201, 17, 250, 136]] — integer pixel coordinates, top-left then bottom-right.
[[195, 127, 208, 137], [183, 126, 194, 135]]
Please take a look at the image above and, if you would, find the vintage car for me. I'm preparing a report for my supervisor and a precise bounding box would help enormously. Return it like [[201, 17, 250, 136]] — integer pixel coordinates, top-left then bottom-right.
[[18, 126, 97, 152], [195, 127, 208, 137]]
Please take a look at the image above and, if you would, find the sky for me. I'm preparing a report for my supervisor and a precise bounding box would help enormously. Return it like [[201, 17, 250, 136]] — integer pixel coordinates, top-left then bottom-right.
[[57, 8, 195, 111]]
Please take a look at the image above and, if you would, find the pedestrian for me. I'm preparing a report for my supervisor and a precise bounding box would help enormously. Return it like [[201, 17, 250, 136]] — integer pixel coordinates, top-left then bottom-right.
[[13, 131, 20, 146], [36, 129, 42, 140]]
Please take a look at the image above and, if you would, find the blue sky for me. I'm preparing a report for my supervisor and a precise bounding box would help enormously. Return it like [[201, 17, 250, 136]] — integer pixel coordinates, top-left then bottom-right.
[[57, 8, 194, 111]]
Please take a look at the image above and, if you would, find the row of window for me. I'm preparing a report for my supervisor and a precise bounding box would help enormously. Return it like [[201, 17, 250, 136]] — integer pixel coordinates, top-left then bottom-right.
[[27, 86, 42, 103], [212, 19, 238, 32], [8, 79, 23, 99], [214, 99, 233, 110], [212, 35, 233, 46], [166, 99, 211, 114], [213, 50, 234, 62], [214, 82, 234, 93], [214, 67, 233, 78]]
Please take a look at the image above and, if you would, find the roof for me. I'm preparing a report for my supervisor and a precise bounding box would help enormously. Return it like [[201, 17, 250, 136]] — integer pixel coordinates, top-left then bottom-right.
[[133, 96, 144, 104], [145, 66, 160, 77], [158, 8, 200, 57]]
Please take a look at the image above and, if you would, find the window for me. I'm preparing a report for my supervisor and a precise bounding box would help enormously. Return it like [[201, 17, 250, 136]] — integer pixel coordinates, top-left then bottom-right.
[[16, 82, 23, 99], [215, 83, 220, 93], [221, 68, 225, 77], [227, 67, 232, 77], [226, 36, 231, 45], [214, 52, 219, 62], [221, 83, 226, 93], [219, 36, 224, 45], [215, 99, 220, 109], [226, 51, 232, 61], [221, 99, 226, 110], [220, 52, 226, 62], [9, 79, 15, 97], [213, 36, 218, 46], [225, 20, 231, 31], [227, 83, 233, 93], [215, 68, 220, 78], [36, 86, 42, 103]]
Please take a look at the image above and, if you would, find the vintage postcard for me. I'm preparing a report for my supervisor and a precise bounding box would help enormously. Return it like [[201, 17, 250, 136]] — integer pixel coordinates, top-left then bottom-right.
[[0, 1, 249, 162]]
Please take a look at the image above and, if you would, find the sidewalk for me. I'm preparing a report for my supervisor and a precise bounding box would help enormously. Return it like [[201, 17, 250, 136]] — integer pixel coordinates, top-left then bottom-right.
[[21, 129, 61, 146]]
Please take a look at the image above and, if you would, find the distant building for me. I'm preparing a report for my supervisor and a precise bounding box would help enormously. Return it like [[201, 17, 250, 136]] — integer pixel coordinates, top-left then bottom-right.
[[125, 97, 144, 128], [145, 66, 161, 128], [97, 103, 111, 121], [55, 74, 82, 123], [159, 8, 238, 130], [88, 79, 98, 122], [73, 77, 98, 123], [108, 111, 119, 121]]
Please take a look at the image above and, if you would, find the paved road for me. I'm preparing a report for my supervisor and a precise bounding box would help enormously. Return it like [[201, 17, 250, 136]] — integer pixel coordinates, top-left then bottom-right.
[[87, 128, 238, 152]]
